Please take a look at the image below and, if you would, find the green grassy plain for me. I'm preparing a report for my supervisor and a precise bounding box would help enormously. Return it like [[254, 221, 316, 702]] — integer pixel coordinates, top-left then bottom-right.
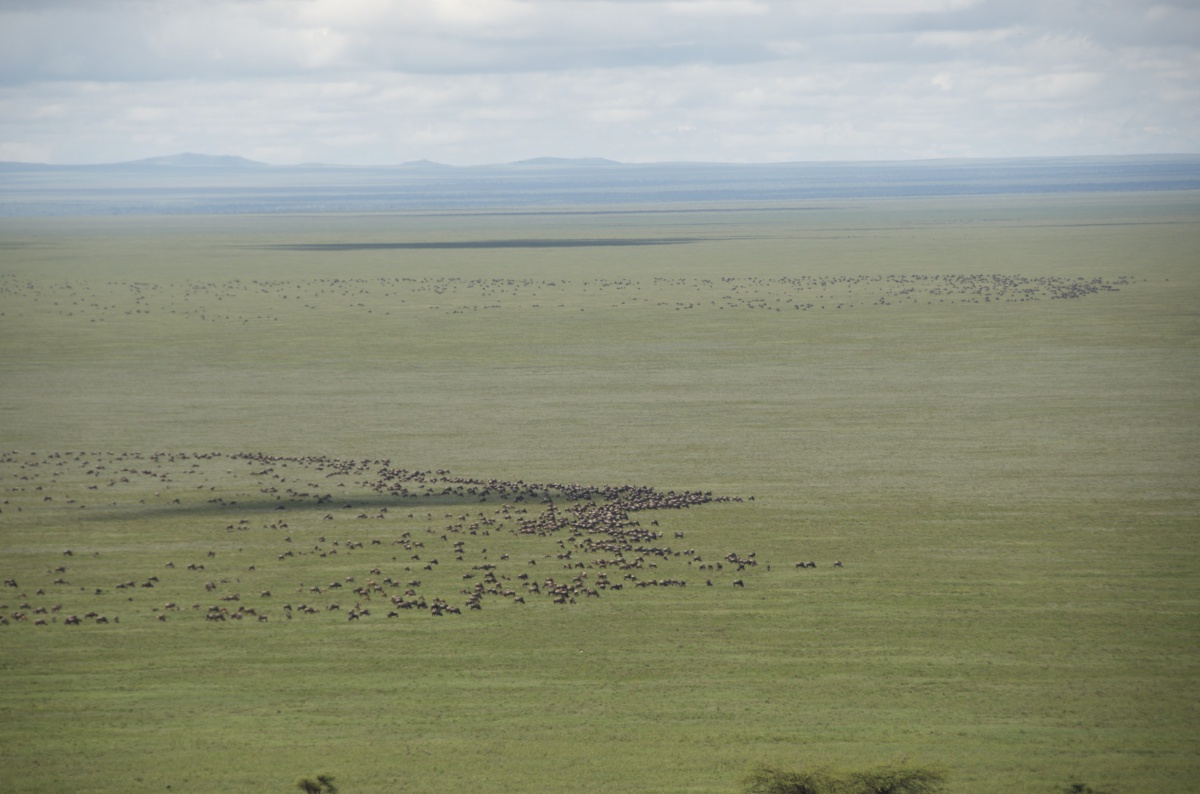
[[1, 192, 1198, 793]]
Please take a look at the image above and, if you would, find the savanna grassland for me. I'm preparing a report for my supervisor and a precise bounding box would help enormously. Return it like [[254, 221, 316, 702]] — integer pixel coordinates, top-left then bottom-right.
[[0, 190, 1197, 793]]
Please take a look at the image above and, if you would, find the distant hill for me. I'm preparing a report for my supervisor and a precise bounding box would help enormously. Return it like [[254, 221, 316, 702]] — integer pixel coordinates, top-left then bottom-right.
[[507, 157, 621, 167], [397, 159, 456, 170], [122, 153, 269, 168]]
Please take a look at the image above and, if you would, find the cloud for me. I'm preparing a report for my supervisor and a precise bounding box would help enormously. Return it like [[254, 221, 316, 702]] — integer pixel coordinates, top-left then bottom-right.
[[0, 140, 50, 162], [0, 0, 998, 81], [664, 1, 770, 16], [982, 70, 1103, 109], [913, 26, 1024, 49], [0, 0, 1195, 163]]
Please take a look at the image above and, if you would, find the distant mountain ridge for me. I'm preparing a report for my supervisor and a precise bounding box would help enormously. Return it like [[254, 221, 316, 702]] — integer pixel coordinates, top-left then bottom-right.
[[123, 153, 269, 168], [2, 153, 1199, 217], [2, 151, 1198, 170], [0, 153, 627, 169], [508, 157, 621, 167]]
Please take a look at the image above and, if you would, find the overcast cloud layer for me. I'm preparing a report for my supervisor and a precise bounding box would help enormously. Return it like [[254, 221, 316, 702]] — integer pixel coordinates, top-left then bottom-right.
[[1, 0, 1197, 165]]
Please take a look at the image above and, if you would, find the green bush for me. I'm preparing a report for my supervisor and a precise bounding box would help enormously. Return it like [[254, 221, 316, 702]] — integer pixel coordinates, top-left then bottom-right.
[[845, 761, 947, 794], [744, 759, 947, 794], [294, 774, 337, 794], [744, 763, 837, 794]]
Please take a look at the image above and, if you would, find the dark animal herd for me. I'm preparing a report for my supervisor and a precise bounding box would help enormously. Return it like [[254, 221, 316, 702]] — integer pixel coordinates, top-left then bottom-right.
[[0, 271, 1133, 325], [1, 451, 841, 627]]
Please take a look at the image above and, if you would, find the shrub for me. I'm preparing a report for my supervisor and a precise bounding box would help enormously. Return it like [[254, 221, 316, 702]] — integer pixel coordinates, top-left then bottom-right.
[[744, 762, 837, 794], [845, 760, 947, 794], [294, 774, 337, 794], [744, 759, 947, 794]]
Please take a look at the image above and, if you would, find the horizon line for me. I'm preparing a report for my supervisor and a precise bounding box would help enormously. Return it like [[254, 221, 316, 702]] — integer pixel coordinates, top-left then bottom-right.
[[4, 151, 1200, 169]]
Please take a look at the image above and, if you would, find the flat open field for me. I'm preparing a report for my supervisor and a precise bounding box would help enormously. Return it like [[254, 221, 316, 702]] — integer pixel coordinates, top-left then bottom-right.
[[1, 191, 1197, 793]]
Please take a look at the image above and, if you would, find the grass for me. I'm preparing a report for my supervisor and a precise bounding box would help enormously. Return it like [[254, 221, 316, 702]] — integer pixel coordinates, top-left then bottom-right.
[[0, 191, 1198, 793]]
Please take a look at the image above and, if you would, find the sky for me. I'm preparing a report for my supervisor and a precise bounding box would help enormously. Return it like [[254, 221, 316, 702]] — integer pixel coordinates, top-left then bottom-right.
[[0, 0, 1198, 165]]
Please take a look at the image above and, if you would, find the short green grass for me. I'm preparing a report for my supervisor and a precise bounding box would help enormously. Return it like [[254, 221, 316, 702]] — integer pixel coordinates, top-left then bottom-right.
[[1, 192, 1197, 793]]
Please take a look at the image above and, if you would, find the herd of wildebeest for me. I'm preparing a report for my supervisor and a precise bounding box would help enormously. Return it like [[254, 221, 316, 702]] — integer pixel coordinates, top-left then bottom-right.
[[0, 271, 1128, 626], [0, 271, 1133, 324], [1, 450, 843, 627]]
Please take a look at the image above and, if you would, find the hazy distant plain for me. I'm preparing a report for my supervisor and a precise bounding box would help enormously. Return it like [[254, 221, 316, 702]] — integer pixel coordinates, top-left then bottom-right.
[[2, 154, 1199, 217]]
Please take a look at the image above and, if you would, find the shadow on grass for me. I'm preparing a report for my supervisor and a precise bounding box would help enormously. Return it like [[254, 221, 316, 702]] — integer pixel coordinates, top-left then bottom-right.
[[80, 491, 570, 522]]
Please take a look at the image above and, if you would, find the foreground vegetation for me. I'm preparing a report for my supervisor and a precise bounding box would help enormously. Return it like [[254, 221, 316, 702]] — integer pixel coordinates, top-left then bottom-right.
[[1, 191, 1197, 792], [744, 759, 946, 794]]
